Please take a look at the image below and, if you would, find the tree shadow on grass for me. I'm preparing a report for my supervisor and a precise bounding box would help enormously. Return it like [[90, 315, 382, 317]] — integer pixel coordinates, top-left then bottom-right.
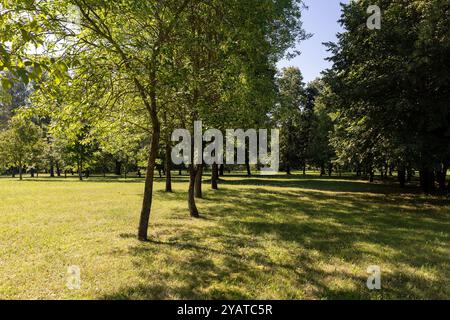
[[100, 176, 450, 300]]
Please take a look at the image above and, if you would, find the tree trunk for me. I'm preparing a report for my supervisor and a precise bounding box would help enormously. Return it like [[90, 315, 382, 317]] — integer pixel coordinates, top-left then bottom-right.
[[211, 163, 219, 190], [286, 162, 291, 175], [219, 164, 224, 176], [195, 164, 203, 199], [328, 163, 333, 177], [50, 160, 55, 177], [56, 162, 61, 177], [115, 160, 121, 175], [138, 126, 160, 241], [78, 159, 83, 181], [245, 148, 252, 176], [420, 167, 435, 194], [188, 164, 200, 217], [438, 162, 448, 191], [165, 135, 172, 192], [369, 167, 374, 182], [19, 162, 23, 181]]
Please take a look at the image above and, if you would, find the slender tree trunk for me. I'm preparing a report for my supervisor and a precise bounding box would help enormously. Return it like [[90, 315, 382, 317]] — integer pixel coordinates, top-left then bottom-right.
[[19, 162, 23, 181], [78, 159, 83, 181], [195, 164, 203, 198], [188, 164, 200, 217], [56, 162, 61, 177], [211, 163, 219, 190], [219, 164, 224, 176], [328, 163, 333, 177], [303, 164, 306, 175], [245, 148, 252, 176], [50, 159, 55, 177], [138, 122, 160, 241], [165, 135, 172, 192]]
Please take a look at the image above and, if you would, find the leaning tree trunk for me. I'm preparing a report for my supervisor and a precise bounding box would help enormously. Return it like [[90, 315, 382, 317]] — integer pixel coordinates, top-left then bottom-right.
[[188, 164, 200, 217], [138, 123, 160, 241], [165, 134, 172, 193], [211, 163, 219, 190], [195, 164, 203, 199], [137, 77, 161, 239]]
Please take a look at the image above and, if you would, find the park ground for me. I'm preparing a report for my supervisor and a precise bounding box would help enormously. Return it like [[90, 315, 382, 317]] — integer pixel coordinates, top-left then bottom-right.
[[0, 173, 449, 299]]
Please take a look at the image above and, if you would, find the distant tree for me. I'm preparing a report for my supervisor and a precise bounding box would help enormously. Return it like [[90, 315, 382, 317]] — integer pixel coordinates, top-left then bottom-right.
[[0, 116, 43, 180], [275, 67, 305, 174]]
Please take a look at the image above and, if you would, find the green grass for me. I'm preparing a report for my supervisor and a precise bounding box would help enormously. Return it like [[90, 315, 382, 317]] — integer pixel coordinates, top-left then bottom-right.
[[0, 173, 449, 300]]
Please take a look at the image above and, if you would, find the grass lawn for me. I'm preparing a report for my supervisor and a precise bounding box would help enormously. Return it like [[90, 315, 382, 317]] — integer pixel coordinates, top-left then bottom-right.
[[0, 173, 449, 299]]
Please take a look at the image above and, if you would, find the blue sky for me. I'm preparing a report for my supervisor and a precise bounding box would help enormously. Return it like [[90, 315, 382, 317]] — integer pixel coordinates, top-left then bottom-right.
[[277, 0, 350, 83]]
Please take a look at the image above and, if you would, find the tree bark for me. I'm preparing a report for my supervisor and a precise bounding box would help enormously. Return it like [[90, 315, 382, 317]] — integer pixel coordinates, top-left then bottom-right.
[[219, 164, 224, 177], [245, 148, 252, 176], [165, 135, 172, 192], [138, 126, 160, 241], [211, 163, 219, 190], [78, 158, 83, 181], [19, 162, 23, 181], [188, 164, 200, 217], [195, 164, 203, 198]]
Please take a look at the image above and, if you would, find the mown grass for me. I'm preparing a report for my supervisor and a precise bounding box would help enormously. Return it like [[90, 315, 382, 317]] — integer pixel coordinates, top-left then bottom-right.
[[0, 173, 449, 299]]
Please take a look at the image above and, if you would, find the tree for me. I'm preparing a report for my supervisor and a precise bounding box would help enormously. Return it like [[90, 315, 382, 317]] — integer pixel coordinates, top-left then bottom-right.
[[0, 116, 43, 180], [325, 0, 450, 191], [275, 67, 305, 174]]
